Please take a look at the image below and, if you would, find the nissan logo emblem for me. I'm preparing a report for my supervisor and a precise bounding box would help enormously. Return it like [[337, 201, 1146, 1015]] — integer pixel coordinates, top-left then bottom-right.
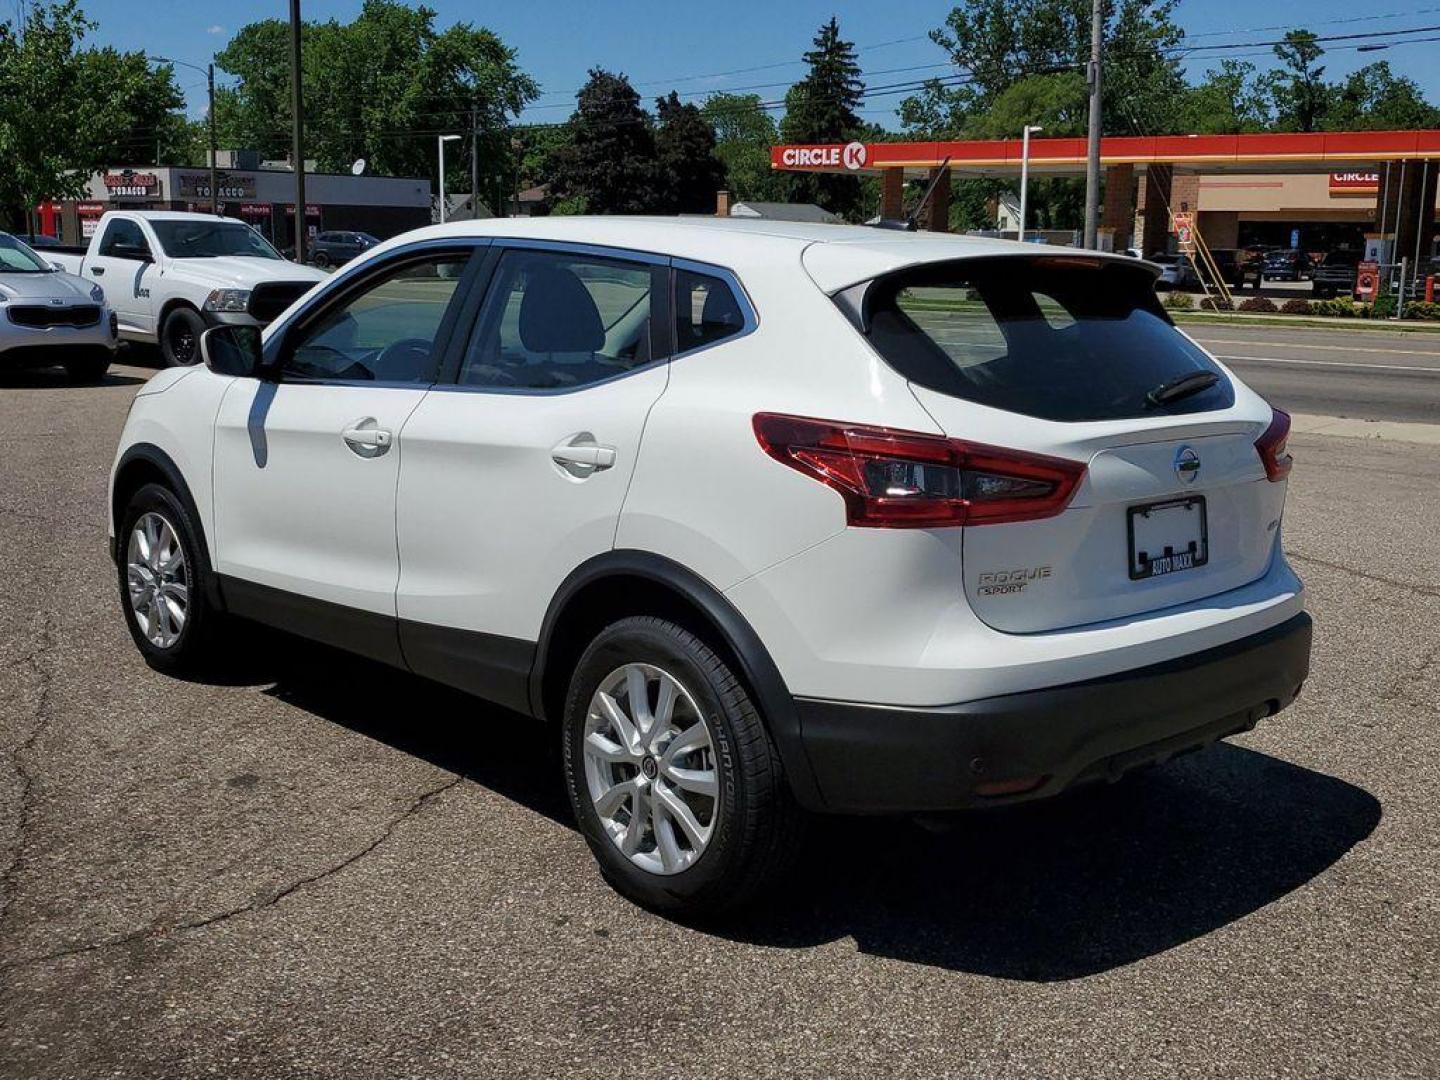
[[1174, 445, 1201, 484]]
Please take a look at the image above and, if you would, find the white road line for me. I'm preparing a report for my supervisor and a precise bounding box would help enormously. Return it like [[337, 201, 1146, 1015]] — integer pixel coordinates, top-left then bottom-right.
[[1193, 337, 1440, 358], [1217, 354, 1440, 374]]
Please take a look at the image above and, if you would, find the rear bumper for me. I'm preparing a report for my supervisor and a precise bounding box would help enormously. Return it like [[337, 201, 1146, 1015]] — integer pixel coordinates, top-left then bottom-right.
[[794, 611, 1311, 814]]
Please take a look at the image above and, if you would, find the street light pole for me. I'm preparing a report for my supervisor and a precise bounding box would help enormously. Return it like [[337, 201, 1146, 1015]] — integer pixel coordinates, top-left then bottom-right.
[[438, 134, 461, 223], [1019, 124, 1043, 242], [289, 0, 307, 264], [1083, 0, 1104, 249]]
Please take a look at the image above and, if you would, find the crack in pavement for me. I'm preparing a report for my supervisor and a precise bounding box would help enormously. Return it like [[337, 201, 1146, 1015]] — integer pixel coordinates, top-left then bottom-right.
[[0, 774, 463, 974], [1288, 551, 1440, 600], [0, 613, 57, 938]]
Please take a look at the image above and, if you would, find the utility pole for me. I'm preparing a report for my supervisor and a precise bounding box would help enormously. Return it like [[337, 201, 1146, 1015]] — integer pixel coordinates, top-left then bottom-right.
[[207, 62, 218, 215], [1083, 0, 1104, 249], [471, 106, 480, 220], [289, 0, 307, 264]]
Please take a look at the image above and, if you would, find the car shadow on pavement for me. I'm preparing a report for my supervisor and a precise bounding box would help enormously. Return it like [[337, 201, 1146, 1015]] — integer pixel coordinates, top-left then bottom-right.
[[223, 634, 1380, 982], [0, 369, 146, 389]]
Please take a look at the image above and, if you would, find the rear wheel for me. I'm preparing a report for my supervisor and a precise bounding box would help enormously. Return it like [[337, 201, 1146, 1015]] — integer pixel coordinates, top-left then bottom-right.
[[159, 306, 206, 367], [117, 483, 225, 674], [562, 616, 803, 915], [312, 250, 331, 269]]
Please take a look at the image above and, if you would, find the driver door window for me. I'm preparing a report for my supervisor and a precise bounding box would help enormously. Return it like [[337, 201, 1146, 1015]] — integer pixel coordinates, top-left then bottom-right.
[[284, 253, 471, 383], [98, 219, 150, 260]]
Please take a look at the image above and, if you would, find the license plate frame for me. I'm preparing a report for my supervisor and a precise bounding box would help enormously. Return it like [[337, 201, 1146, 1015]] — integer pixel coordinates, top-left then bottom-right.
[[1127, 495, 1209, 581]]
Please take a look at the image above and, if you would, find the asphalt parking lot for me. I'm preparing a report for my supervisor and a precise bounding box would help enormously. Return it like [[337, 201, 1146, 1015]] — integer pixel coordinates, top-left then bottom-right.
[[3, 356, 1438, 1079]]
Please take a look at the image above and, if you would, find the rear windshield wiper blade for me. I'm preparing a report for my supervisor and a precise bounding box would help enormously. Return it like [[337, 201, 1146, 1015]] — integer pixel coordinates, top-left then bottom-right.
[[1146, 369, 1220, 407]]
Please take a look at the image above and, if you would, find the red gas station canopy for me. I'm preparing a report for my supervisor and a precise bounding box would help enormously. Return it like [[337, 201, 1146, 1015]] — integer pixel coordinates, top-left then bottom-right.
[[771, 130, 1440, 178]]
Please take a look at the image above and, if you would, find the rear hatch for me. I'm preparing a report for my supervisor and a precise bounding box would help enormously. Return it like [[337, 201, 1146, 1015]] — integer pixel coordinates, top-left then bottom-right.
[[854, 253, 1287, 634]]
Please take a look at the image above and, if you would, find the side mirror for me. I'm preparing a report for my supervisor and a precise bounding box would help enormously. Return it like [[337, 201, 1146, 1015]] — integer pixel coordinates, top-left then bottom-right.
[[200, 325, 265, 377]]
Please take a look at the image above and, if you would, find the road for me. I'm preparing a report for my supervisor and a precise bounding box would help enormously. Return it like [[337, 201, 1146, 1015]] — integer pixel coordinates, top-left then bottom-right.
[[1185, 322, 1440, 424], [2, 361, 1439, 1079]]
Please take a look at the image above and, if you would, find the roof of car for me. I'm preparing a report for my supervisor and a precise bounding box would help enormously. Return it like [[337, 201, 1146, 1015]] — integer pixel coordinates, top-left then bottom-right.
[[394, 215, 1138, 293]]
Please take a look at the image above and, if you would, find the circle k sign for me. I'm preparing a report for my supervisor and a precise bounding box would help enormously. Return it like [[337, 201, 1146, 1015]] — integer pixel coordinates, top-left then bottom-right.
[[843, 141, 868, 170]]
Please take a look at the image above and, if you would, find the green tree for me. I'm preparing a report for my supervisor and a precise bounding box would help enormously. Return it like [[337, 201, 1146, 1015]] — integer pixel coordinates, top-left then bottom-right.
[[779, 17, 865, 219], [547, 69, 657, 214], [653, 92, 726, 214], [215, 0, 537, 198], [1180, 60, 1271, 134], [1268, 29, 1327, 132], [0, 1, 182, 230], [1325, 62, 1439, 131], [702, 92, 784, 201]]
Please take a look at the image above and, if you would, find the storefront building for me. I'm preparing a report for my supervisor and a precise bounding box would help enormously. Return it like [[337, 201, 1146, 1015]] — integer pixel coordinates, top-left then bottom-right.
[[36, 165, 431, 249]]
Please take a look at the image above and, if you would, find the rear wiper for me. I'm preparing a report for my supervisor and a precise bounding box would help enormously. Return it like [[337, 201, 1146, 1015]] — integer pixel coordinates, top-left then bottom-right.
[[1146, 369, 1219, 407]]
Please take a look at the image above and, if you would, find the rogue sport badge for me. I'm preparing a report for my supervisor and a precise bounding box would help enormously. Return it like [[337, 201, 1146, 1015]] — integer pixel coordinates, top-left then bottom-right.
[[1174, 445, 1201, 484]]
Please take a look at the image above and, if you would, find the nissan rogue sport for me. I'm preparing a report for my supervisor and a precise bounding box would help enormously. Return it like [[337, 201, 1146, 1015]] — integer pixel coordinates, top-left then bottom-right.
[[109, 219, 1311, 914]]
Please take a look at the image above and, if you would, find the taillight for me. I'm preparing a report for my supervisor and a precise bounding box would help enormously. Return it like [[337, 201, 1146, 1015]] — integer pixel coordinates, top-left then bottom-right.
[[752, 413, 1085, 528], [1255, 407, 1293, 482]]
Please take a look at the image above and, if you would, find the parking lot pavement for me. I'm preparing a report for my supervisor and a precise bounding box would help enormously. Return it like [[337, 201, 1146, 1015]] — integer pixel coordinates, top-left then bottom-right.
[[2, 360, 1438, 1079]]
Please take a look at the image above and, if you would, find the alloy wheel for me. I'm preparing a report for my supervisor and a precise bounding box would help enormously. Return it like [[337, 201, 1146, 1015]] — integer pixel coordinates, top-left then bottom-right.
[[126, 512, 189, 649], [582, 663, 719, 876]]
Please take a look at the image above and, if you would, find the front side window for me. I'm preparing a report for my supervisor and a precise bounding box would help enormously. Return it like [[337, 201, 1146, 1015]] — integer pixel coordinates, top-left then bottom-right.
[[864, 256, 1233, 422], [283, 253, 471, 382], [151, 220, 280, 260], [99, 219, 149, 259], [675, 268, 746, 352], [458, 249, 656, 391]]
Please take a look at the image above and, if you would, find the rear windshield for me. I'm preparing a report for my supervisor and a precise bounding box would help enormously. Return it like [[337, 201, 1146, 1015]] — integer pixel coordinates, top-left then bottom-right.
[[860, 256, 1233, 423]]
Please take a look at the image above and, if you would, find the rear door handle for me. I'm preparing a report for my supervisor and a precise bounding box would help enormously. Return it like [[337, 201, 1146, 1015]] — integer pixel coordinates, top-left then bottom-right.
[[90, 267, 105, 276], [552, 434, 616, 477]]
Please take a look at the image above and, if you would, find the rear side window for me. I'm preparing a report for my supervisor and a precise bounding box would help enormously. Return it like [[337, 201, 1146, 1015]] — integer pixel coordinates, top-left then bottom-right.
[[675, 268, 746, 352], [862, 257, 1233, 422]]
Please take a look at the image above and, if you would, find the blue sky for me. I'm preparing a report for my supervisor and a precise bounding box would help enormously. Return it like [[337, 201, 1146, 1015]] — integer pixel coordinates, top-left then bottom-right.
[[75, 0, 1440, 127]]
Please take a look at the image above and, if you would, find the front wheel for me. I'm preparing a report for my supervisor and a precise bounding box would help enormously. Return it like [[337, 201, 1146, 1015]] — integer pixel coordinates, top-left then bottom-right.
[[562, 616, 804, 915], [312, 250, 331, 269], [159, 306, 206, 367], [117, 483, 225, 674]]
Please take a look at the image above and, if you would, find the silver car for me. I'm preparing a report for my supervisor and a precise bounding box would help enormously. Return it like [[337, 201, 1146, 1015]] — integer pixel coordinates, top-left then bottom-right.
[[1, 232, 118, 382]]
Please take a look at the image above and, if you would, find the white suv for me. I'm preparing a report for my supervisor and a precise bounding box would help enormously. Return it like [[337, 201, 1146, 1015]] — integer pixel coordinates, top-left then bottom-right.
[[110, 218, 1311, 914]]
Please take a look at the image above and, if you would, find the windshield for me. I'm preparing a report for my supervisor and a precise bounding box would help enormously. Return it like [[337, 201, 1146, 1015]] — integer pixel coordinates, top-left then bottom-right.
[[150, 220, 281, 260], [0, 233, 52, 273], [859, 256, 1232, 423]]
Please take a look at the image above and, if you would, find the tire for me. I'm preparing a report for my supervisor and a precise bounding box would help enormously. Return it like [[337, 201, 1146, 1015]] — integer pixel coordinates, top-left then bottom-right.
[[64, 354, 111, 383], [562, 615, 804, 916], [159, 306, 206, 368], [312, 250, 331, 269], [117, 482, 225, 675]]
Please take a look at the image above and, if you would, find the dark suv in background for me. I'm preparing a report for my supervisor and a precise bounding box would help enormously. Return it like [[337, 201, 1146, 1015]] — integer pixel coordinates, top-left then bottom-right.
[[1263, 249, 1313, 282], [308, 230, 380, 269], [1211, 248, 1265, 290], [1311, 249, 1362, 299]]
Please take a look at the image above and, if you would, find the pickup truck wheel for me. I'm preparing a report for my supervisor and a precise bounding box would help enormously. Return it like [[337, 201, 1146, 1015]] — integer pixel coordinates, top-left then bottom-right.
[[160, 307, 206, 367], [562, 616, 805, 916], [117, 483, 225, 674]]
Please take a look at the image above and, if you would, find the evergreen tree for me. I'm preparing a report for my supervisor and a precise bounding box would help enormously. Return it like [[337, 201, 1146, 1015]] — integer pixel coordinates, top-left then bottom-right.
[[779, 17, 865, 219], [1268, 30, 1327, 133], [654, 91, 727, 214], [548, 69, 657, 214]]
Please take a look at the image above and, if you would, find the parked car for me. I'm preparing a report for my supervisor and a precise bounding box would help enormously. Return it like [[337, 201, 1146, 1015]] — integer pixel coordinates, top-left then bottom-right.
[[109, 219, 1310, 914], [308, 230, 380, 268], [1262, 249, 1312, 281], [49, 211, 326, 367], [0, 231, 118, 382], [19, 233, 62, 248], [1311, 249, 1362, 299], [1149, 252, 1202, 291], [1210, 248, 1265, 291]]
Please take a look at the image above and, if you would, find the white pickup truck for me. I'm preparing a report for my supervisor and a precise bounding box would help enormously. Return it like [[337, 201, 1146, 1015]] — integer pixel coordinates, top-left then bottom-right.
[[49, 211, 327, 366]]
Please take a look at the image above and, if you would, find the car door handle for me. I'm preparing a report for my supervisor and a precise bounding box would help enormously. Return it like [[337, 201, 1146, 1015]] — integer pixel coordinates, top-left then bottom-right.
[[342, 422, 393, 456], [552, 434, 616, 477], [90, 267, 104, 276]]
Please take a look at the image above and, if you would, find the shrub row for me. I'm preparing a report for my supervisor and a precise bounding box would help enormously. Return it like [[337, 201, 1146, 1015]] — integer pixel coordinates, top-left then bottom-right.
[[1169, 293, 1440, 321]]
